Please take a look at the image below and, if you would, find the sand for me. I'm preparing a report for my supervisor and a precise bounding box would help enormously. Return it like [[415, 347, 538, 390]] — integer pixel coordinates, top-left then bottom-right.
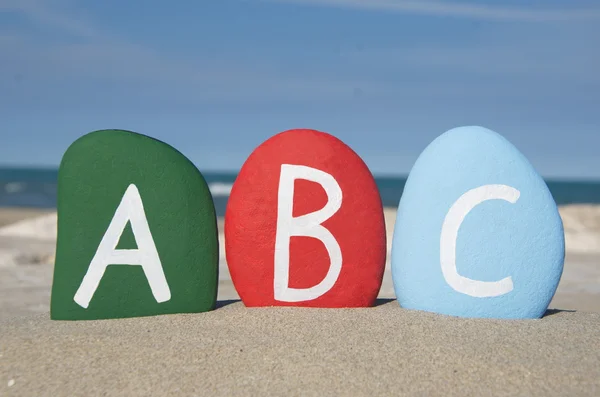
[[1, 301, 599, 396], [0, 208, 51, 228], [561, 205, 600, 254], [1, 206, 599, 395]]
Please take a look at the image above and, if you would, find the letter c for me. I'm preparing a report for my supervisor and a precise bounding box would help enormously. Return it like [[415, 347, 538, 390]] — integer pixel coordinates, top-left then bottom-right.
[[440, 184, 519, 298]]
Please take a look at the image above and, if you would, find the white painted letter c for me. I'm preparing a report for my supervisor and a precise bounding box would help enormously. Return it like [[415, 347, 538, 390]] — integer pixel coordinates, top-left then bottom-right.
[[440, 184, 519, 298]]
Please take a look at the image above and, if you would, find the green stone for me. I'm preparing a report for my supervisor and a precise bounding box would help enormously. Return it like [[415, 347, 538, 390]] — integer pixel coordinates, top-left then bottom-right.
[[50, 129, 219, 320]]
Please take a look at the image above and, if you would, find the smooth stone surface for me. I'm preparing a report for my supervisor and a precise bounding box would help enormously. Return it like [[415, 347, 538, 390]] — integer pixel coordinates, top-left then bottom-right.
[[392, 126, 565, 319], [226, 129, 386, 307], [51, 129, 219, 320]]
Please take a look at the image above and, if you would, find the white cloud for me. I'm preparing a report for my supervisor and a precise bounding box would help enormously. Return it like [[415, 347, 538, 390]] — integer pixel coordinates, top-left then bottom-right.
[[264, 0, 600, 22]]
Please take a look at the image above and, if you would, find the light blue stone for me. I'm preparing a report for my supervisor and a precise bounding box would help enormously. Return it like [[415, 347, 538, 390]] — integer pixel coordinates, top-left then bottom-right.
[[391, 126, 565, 319]]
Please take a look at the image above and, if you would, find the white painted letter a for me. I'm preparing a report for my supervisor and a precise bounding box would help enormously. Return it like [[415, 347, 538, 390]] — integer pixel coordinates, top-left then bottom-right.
[[73, 184, 171, 309]]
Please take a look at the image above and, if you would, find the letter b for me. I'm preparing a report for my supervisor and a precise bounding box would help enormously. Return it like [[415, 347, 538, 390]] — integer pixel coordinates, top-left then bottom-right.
[[274, 164, 343, 302]]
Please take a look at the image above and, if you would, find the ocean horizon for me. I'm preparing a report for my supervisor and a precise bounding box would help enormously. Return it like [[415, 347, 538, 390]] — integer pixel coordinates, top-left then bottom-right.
[[2, 166, 600, 217]]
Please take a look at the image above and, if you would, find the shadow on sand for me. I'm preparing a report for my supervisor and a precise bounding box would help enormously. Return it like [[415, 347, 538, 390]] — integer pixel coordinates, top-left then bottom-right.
[[542, 308, 576, 318], [214, 299, 575, 319], [373, 298, 396, 307], [215, 299, 398, 309], [215, 299, 241, 309]]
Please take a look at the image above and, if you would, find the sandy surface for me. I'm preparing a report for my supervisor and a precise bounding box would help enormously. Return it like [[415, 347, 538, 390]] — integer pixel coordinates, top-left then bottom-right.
[[1, 301, 599, 397], [0, 208, 51, 228], [561, 204, 600, 254]]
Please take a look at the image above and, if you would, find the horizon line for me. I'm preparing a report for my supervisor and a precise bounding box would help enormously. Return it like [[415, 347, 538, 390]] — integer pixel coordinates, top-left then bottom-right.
[[1, 163, 600, 183]]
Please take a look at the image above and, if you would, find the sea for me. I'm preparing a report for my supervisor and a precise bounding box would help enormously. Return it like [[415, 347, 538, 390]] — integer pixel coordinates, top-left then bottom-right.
[[2, 167, 600, 217]]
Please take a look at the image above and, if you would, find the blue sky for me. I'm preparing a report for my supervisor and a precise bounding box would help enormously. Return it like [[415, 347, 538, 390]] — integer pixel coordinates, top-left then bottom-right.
[[1, 0, 599, 179]]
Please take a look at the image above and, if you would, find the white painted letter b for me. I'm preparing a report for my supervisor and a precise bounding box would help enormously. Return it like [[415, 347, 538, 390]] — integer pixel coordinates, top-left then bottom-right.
[[274, 164, 343, 302]]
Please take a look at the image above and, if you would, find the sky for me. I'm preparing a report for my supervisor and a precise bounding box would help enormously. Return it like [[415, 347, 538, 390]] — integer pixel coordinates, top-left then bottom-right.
[[1, 0, 599, 179]]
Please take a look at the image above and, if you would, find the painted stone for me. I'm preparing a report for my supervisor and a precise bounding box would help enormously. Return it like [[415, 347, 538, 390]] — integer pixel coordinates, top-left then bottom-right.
[[50, 129, 219, 320], [391, 126, 565, 319], [225, 129, 386, 307]]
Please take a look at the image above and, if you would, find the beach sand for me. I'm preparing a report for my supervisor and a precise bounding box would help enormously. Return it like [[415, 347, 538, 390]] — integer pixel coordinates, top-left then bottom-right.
[[0, 208, 51, 228], [1, 206, 599, 395], [1, 301, 599, 396]]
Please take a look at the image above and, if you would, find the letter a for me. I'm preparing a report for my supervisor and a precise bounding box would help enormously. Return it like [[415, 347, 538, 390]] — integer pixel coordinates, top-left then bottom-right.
[[274, 164, 343, 302], [73, 184, 171, 308], [440, 184, 518, 298]]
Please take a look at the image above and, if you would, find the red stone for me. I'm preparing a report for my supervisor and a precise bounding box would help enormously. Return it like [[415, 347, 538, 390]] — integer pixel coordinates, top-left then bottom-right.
[[225, 129, 386, 307]]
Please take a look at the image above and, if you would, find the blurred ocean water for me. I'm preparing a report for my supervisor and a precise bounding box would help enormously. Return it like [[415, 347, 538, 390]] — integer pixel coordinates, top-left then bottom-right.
[[2, 167, 600, 217]]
